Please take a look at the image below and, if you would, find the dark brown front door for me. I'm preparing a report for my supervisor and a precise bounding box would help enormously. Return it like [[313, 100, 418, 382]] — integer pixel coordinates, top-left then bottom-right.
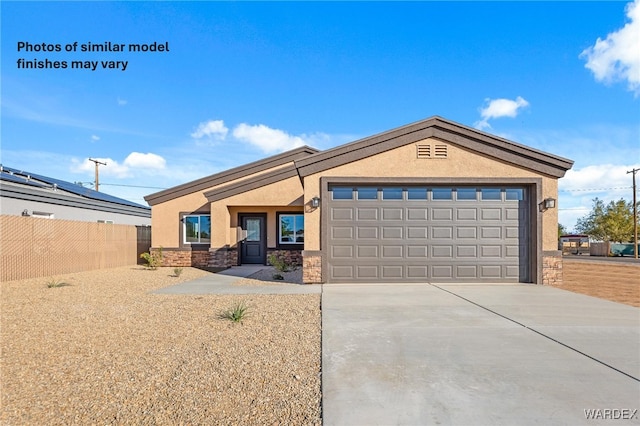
[[239, 214, 266, 264]]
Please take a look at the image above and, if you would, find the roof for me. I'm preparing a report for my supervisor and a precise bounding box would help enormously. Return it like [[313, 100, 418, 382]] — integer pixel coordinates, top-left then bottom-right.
[[295, 116, 574, 178], [146, 116, 574, 205], [144, 145, 319, 206], [0, 165, 151, 213]]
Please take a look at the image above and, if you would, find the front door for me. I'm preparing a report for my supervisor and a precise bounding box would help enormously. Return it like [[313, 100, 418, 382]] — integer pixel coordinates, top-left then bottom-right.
[[240, 214, 266, 264]]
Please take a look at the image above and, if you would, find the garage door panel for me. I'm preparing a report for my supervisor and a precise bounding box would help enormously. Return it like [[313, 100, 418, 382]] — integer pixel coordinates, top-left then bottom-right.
[[331, 226, 353, 239], [480, 265, 502, 279], [481, 208, 502, 220], [357, 245, 378, 258], [382, 227, 403, 239], [432, 208, 453, 220], [408, 227, 428, 239], [332, 245, 353, 259], [432, 245, 453, 257], [407, 246, 428, 258], [382, 208, 403, 220], [357, 208, 378, 220], [357, 227, 378, 239], [407, 208, 428, 220], [331, 208, 353, 220], [457, 208, 477, 220], [432, 265, 453, 279], [381, 265, 403, 279], [407, 265, 429, 278], [356, 265, 378, 279], [481, 245, 502, 257], [456, 265, 478, 278], [331, 265, 354, 279], [382, 245, 403, 258], [432, 227, 453, 239], [481, 227, 501, 239], [457, 227, 477, 239], [457, 245, 477, 258]]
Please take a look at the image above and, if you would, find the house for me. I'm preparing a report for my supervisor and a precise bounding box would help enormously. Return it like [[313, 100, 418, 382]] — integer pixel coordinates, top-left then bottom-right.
[[0, 165, 151, 225], [144, 116, 573, 284]]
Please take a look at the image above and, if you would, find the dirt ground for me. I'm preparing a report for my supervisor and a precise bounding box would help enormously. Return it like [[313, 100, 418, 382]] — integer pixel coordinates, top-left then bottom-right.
[[0, 266, 321, 425], [553, 259, 639, 307]]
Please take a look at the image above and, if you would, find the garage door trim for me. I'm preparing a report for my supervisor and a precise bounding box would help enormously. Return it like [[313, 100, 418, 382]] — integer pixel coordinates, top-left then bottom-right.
[[320, 177, 542, 284]]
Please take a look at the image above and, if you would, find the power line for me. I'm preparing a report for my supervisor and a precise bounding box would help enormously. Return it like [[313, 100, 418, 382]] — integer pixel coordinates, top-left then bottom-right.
[[559, 186, 633, 192], [99, 183, 168, 190]]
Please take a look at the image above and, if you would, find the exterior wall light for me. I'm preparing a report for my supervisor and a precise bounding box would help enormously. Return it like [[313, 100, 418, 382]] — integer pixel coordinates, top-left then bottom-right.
[[311, 197, 320, 208], [539, 197, 556, 212]]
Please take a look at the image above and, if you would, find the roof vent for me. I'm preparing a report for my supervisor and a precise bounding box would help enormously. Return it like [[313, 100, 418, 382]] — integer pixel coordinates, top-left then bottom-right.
[[416, 144, 431, 159], [434, 144, 448, 158]]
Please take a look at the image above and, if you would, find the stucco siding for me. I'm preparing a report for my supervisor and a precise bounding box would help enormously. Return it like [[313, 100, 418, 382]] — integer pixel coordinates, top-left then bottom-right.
[[303, 140, 559, 252]]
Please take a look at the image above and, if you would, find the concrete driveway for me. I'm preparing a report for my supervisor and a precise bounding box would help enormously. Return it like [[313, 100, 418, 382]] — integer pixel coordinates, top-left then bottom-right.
[[322, 284, 640, 425]]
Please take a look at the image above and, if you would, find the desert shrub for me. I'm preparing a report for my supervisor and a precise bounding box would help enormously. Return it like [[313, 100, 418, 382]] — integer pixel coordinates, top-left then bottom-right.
[[219, 302, 250, 324], [140, 247, 163, 269], [173, 267, 183, 277]]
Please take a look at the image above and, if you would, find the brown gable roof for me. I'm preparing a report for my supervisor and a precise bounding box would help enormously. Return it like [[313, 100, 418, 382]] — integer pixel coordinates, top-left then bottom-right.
[[294, 116, 574, 178], [144, 146, 319, 206]]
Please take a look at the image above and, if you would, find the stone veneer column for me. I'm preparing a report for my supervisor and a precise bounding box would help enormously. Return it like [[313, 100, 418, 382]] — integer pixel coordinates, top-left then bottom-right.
[[302, 250, 322, 284], [208, 246, 236, 268], [542, 250, 563, 285]]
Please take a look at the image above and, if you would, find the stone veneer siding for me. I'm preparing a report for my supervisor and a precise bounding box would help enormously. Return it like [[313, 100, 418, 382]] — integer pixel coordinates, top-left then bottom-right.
[[302, 251, 322, 284], [207, 246, 238, 268], [266, 249, 303, 268], [542, 250, 563, 286], [151, 247, 209, 268]]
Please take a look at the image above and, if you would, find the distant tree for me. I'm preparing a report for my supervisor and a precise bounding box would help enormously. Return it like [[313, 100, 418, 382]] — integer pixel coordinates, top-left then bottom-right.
[[575, 198, 635, 242], [558, 223, 567, 239]]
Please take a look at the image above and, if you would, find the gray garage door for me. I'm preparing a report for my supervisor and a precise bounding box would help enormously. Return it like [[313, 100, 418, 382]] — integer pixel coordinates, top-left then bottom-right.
[[327, 186, 530, 282]]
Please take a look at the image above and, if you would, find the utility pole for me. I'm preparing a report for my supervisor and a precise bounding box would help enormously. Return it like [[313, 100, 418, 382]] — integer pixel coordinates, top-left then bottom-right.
[[627, 168, 639, 259], [88, 158, 107, 191]]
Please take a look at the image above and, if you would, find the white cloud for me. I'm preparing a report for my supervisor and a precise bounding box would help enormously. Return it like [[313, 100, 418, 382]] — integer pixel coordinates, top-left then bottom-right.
[[71, 152, 167, 179], [191, 119, 229, 140], [558, 163, 639, 231], [474, 96, 529, 130], [232, 123, 307, 153], [117, 97, 127, 106], [580, 0, 640, 96], [123, 152, 166, 170], [90, 135, 100, 142]]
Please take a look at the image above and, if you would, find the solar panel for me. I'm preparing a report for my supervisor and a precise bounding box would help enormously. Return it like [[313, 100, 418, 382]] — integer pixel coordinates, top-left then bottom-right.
[[0, 166, 150, 209]]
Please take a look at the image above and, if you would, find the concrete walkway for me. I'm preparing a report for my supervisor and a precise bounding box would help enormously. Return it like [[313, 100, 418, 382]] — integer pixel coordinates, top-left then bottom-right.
[[153, 266, 321, 295], [322, 284, 640, 425]]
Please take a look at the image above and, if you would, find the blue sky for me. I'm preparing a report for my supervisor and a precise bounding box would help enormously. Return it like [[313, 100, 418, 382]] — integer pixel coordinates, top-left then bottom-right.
[[2, 1, 639, 230]]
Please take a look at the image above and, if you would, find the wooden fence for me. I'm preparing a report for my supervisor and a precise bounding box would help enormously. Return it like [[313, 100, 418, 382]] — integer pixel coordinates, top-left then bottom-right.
[[0, 215, 151, 282]]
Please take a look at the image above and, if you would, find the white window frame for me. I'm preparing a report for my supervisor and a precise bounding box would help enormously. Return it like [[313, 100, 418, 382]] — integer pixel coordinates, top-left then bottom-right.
[[183, 214, 211, 244], [278, 214, 304, 245]]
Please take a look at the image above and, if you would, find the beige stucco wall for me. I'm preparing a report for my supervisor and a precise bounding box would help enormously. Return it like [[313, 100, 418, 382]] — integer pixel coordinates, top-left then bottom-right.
[[151, 165, 302, 248], [211, 175, 304, 248], [303, 139, 560, 251]]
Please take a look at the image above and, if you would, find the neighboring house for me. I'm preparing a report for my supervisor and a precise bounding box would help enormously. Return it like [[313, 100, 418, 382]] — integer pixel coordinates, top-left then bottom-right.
[[145, 116, 573, 284], [0, 165, 151, 225]]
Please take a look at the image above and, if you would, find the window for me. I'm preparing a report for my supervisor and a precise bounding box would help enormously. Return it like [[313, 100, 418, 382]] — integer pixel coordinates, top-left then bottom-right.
[[481, 188, 501, 200], [332, 187, 353, 200], [432, 188, 452, 200], [506, 188, 524, 200], [407, 187, 427, 200], [279, 214, 304, 244], [382, 187, 403, 200], [456, 188, 477, 200], [32, 211, 54, 219], [184, 215, 211, 244], [97, 219, 114, 224], [357, 187, 377, 200]]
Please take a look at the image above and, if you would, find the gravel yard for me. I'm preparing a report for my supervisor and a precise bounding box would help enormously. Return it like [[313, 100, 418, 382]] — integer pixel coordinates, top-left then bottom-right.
[[0, 266, 321, 425]]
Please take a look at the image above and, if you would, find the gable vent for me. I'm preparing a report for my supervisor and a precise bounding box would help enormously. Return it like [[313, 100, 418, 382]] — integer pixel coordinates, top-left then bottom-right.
[[434, 144, 448, 158], [416, 144, 431, 159]]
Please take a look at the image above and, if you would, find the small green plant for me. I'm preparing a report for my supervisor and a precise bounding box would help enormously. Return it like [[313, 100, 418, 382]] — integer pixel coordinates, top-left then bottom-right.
[[140, 247, 163, 269], [272, 273, 284, 280], [173, 267, 183, 277], [46, 278, 69, 288], [267, 251, 297, 273], [219, 302, 250, 324]]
